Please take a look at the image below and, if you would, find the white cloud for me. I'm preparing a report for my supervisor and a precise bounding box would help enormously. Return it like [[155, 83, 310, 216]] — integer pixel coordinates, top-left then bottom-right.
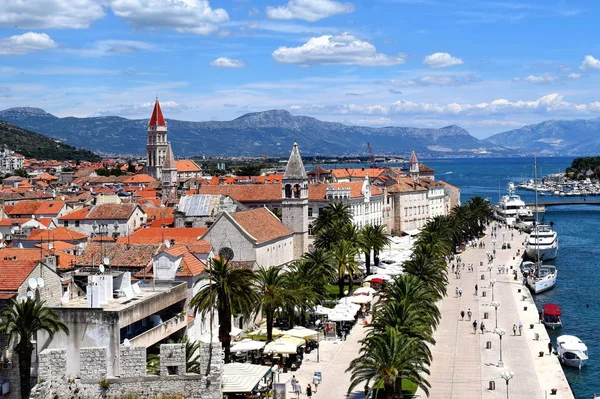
[[349, 117, 392, 126], [109, 0, 229, 35], [210, 57, 245, 68], [376, 75, 477, 87], [272, 33, 405, 66], [567, 73, 582, 79], [266, 0, 354, 22], [513, 73, 583, 84], [73, 40, 154, 57], [580, 55, 600, 71], [423, 52, 463, 68], [0, 0, 104, 29], [0, 32, 57, 55]]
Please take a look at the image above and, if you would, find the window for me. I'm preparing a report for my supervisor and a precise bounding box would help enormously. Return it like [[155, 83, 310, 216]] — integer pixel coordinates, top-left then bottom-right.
[[184, 221, 193, 228], [63, 221, 69, 227], [75, 221, 80, 227], [308, 207, 313, 217]]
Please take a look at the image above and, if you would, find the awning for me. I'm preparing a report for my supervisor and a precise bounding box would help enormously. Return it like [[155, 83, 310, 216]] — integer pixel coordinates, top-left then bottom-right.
[[350, 295, 372, 304], [542, 303, 562, 316], [404, 229, 421, 236], [223, 363, 272, 393], [364, 274, 392, 282], [327, 312, 356, 322], [230, 338, 266, 352], [248, 327, 285, 341], [354, 287, 376, 296], [276, 335, 306, 347], [284, 326, 319, 340], [264, 341, 298, 355]]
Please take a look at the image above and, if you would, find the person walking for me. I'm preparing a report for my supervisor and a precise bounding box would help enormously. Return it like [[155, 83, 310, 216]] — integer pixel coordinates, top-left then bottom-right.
[[519, 321, 523, 336], [455, 287, 459, 297], [472, 320, 478, 334], [548, 341, 553, 355], [460, 310, 465, 320], [291, 376, 298, 394], [467, 308, 472, 321], [312, 373, 320, 393], [475, 284, 478, 295], [306, 384, 313, 398], [459, 288, 462, 297], [480, 322, 485, 334], [513, 324, 517, 336]]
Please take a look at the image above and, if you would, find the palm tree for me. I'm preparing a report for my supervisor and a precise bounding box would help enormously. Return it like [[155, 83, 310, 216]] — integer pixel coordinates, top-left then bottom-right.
[[312, 203, 353, 250], [347, 326, 431, 399], [190, 258, 257, 363], [146, 337, 202, 374], [254, 266, 308, 342], [361, 224, 391, 272], [331, 239, 360, 298], [402, 244, 448, 299], [0, 299, 68, 399]]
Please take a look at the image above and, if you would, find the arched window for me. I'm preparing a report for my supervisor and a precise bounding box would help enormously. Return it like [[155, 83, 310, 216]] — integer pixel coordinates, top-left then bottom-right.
[[293, 184, 301, 198], [284, 184, 293, 198]]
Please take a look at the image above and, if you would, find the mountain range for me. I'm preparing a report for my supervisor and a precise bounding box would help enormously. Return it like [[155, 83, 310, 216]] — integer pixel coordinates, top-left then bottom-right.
[[0, 107, 506, 157], [484, 117, 600, 155]]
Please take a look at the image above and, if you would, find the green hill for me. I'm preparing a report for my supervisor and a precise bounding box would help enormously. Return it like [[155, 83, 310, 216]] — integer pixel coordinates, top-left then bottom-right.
[[0, 120, 100, 161]]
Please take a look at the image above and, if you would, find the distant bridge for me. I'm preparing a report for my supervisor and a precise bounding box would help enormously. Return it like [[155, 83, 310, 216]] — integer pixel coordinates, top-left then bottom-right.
[[525, 199, 600, 212]]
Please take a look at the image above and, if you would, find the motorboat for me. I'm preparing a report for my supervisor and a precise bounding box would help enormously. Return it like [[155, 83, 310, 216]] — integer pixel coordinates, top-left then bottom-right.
[[494, 183, 534, 226], [526, 264, 557, 294], [520, 261, 536, 274], [541, 303, 563, 329], [525, 224, 559, 261], [557, 335, 588, 369]]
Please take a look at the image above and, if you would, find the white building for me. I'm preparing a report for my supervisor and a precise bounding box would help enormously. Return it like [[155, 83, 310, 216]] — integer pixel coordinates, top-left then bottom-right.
[[0, 145, 24, 173], [57, 203, 147, 238]]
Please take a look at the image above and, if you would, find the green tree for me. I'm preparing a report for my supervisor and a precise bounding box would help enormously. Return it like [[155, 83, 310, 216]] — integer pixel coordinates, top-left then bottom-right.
[[331, 239, 360, 298], [0, 299, 69, 399], [347, 326, 431, 399], [360, 224, 391, 274], [402, 244, 448, 299], [12, 168, 29, 178], [190, 258, 257, 363]]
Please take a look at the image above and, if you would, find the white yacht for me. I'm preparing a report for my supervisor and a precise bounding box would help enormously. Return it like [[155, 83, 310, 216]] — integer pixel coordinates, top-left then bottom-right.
[[495, 183, 534, 226], [557, 335, 588, 369], [526, 263, 557, 294], [525, 224, 558, 261]]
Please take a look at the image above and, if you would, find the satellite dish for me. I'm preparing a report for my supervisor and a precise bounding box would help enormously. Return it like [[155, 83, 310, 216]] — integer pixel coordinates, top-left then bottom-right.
[[99, 264, 105, 274], [218, 247, 234, 261], [164, 239, 171, 249], [28, 278, 38, 290], [37, 277, 45, 288], [0, 233, 3, 240], [26, 291, 34, 299], [18, 243, 23, 249], [17, 295, 26, 303], [103, 257, 110, 266]]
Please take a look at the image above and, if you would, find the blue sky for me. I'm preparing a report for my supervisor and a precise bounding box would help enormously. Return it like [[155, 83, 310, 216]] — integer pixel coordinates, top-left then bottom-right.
[[1, 0, 600, 138]]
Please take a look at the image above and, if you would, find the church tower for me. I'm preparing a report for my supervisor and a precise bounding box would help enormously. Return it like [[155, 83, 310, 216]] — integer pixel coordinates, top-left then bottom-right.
[[162, 142, 178, 202], [409, 150, 420, 181], [146, 98, 169, 180], [282, 142, 309, 259]]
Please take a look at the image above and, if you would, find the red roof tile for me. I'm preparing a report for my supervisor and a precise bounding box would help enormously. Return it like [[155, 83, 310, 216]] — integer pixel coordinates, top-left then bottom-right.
[[228, 208, 292, 244], [26, 227, 88, 242], [175, 160, 201, 173], [149, 99, 166, 127], [117, 227, 208, 245]]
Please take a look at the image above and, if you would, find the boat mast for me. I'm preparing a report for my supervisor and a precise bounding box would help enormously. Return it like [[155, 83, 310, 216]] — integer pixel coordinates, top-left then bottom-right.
[[534, 153, 541, 266]]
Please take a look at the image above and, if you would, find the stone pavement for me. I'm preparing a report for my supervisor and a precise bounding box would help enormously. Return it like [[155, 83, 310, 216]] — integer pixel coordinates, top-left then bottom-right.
[[421, 224, 574, 399]]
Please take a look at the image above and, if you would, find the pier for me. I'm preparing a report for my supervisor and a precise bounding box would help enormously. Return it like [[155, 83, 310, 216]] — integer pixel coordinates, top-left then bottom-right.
[[420, 224, 574, 399]]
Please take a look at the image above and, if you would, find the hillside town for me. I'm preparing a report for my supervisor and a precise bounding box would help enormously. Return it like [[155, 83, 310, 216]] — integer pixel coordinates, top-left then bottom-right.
[[0, 99, 460, 399]]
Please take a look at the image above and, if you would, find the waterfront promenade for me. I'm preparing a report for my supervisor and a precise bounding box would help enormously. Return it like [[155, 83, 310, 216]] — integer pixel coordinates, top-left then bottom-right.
[[421, 224, 574, 399]]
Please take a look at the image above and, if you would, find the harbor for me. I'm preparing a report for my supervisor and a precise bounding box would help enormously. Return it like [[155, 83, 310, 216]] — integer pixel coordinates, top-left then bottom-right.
[[420, 223, 574, 398]]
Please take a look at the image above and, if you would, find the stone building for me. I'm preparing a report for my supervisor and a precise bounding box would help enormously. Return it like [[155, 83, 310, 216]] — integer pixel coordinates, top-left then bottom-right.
[[174, 194, 240, 228], [145, 98, 169, 180], [161, 142, 178, 202], [0, 146, 24, 173], [281, 142, 309, 259], [58, 203, 147, 237]]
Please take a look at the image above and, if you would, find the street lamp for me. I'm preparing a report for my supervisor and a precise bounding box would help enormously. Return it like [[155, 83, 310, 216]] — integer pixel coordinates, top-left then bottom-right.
[[495, 327, 506, 368], [492, 239, 497, 251], [490, 279, 496, 301], [500, 370, 514, 399], [491, 300, 501, 329], [487, 266, 493, 279]]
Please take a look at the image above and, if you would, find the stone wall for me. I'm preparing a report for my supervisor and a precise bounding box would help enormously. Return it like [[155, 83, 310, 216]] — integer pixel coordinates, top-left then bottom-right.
[[80, 347, 106, 380], [119, 346, 146, 378], [31, 343, 223, 399]]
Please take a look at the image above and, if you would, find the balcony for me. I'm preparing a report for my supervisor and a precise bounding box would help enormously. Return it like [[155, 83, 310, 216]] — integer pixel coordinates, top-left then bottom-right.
[[127, 313, 187, 348]]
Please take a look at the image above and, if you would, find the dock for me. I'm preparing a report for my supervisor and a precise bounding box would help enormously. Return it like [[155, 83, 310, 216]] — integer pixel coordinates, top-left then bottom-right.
[[420, 224, 574, 399]]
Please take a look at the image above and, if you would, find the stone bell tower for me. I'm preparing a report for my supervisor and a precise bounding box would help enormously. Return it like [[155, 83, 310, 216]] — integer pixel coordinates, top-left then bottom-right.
[[146, 98, 168, 180], [161, 142, 178, 202], [281, 142, 309, 259], [409, 150, 420, 181]]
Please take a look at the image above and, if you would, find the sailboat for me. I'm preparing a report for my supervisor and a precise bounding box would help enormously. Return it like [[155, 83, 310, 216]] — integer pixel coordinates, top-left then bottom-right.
[[526, 154, 558, 294]]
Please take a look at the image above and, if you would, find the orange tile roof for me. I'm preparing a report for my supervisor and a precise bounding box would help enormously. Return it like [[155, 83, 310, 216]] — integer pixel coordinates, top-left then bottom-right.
[[117, 227, 208, 245], [26, 227, 88, 242], [35, 241, 77, 251], [0, 218, 29, 227], [228, 208, 292, 244], [175, 160, 201, 173], [56, 252, 78, 270], [37, 218, 55, 228], [308, 182, 382, 199], [58, 207, 90, 220], [388, 176, 429, 193], [77, 242, 159, 269], [142, 206, 174, 222], [7, 200, 65, 216], [0, 248, 46, 262], [149, 217, 174, 228], [331, 168, 387, 179], [0, 259, 37, 292], [122, 174, 156, 184], [86, 204, 139, 220], [32, 173, 58, 181], [136, 244, 208, 279]]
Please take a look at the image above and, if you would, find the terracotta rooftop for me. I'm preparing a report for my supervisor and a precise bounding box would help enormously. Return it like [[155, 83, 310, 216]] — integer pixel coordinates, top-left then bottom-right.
[[76, 242, 160, 269], [123, 174, 156, 184], [117, 227, 208, 245], [388, 176, 429, 193], [419, 164, 435, 173], [307, 165, 332, 175], [331, 168, 387, 179], [149, 98, 166, 127], [35, 241, 78, 251], [60, 203, 142, 220], [26, 227, 88, 242], [228, 208, 293, 244], [175, 160, 200, 172], [7, 200, 65, 216], [0, 259, 37, 292], [142, 206, 174, 222]]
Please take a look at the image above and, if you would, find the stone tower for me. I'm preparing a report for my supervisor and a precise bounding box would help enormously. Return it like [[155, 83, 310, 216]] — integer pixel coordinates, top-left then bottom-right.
[[409, 150, 420, 181], [146, 98, 169, 180], [282, 142, 309, 259], [162, 142, 178, 202]]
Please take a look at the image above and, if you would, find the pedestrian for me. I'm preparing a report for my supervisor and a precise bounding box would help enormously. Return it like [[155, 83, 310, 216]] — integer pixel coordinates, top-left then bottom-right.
[[480, 322, 485, 334], [513, 324, 517, 336], [548, 341, 553, 355], [518, 321, 523, 336], [364, 383, 369, 398], [459, 288, 462, 297], [475, 284, 478, 295], [460, 310, 465, 320], [294, 380, 302, 396], [291, 376, 298, 394], [312, 373, 320, 393], [456, 287, 459, 297], [467, 308, 472, 321], [306, 384, 313, 398], [472, 320, 478, 334]]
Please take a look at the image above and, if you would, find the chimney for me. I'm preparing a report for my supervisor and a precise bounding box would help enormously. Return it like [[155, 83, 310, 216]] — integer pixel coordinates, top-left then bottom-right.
[[44, 255, 57, 272], [170, 239, 176, 246]]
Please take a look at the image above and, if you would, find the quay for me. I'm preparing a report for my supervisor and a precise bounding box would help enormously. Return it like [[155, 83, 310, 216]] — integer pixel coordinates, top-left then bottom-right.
[[420, 224, 574, 399]]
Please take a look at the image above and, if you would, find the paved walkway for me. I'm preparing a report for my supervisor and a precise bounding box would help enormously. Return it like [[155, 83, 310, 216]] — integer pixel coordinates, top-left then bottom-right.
[[422, 224, 574, 399]]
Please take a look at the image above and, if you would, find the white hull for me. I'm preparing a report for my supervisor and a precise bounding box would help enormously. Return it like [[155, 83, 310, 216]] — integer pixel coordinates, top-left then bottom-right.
[[543, 321, 562, 330], [527, 268, 557, 294], [560, 357, 587, 369], [557, 335, 588, 369], [525, 243, 558, 260]]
